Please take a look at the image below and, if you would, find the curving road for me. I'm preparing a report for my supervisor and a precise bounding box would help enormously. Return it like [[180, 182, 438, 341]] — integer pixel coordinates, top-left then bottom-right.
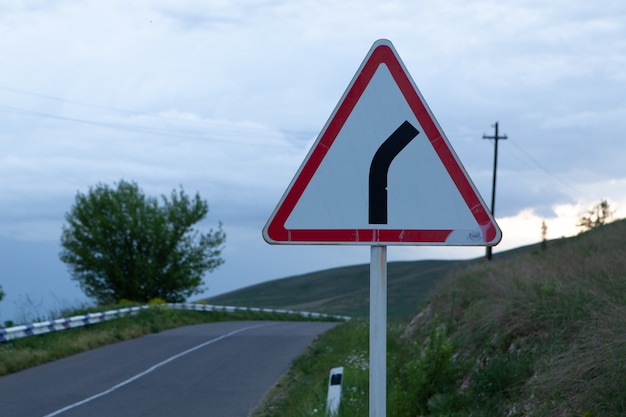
[[0, 320, 338, 417]]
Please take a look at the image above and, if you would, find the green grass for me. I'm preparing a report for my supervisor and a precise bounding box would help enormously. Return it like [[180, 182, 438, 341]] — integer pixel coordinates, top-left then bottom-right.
[[252, 319, 373, 417], [396, 220, 626, 416], [252, 317, 457, 417]]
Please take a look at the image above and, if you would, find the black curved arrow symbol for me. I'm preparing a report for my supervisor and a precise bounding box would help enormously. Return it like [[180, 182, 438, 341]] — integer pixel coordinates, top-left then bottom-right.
[[369, 121, 420, 224]]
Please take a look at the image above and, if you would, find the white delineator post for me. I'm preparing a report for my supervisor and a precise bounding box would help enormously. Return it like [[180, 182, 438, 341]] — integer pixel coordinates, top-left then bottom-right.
[[369, 245, 387, 417], [326, 366, 344, 416]]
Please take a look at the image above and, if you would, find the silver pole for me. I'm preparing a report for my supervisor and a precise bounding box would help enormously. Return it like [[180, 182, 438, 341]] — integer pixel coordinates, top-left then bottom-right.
[[369, 245, 387, 417]]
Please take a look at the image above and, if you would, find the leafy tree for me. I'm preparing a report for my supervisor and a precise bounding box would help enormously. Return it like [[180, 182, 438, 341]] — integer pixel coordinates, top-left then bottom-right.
[[0, 284, 4, 302], [577, 199, 614, 232], [60, 180, 225, 304]]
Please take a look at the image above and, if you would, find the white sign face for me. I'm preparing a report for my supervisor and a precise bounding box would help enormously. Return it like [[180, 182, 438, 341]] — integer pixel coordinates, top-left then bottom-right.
[[263, 39, 501, 246]]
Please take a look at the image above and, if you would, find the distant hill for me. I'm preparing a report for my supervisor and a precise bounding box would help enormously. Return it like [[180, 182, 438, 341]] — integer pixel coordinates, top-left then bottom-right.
[[202, 241, 542, 318]]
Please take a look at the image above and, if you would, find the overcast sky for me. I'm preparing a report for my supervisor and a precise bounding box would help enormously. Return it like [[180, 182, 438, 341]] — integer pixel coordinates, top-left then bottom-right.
[[1, 0, 625, 323]]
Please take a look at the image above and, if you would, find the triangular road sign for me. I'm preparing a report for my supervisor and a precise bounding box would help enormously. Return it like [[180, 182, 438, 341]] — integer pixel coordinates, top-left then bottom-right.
[[263, 39, 501, 246]]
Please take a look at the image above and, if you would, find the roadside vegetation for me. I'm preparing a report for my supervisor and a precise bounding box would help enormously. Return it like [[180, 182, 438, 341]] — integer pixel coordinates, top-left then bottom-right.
[[60, 179, 225, 304], [253, 319, 371, 417], [255, 219, 626, 416], [402, 218, 626, 417]]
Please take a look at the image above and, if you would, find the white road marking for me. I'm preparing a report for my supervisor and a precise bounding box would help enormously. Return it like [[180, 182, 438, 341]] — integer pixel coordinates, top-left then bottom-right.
[[42, 322, 272, 417]]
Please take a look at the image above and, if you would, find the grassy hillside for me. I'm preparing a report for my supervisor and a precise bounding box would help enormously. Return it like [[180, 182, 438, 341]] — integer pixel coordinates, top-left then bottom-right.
[[395, 218, 626, 416], [203, 258, 472, 318]]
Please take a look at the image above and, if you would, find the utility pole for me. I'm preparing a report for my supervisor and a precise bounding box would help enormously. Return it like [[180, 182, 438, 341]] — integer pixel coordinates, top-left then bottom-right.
[[483, 122, 507, 261]]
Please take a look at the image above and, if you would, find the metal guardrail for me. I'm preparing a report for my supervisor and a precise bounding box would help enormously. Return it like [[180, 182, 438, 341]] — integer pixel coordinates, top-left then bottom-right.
[[0, 303, 350, 343], [0, 306, 147, 342]]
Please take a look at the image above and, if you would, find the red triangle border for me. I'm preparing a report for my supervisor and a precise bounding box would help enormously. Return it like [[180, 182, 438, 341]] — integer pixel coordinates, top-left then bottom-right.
[[264, 40, 500, 245]]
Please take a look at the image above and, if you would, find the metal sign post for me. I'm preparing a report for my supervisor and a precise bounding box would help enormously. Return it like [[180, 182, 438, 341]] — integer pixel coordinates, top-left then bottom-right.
[[369, 245, 387, 417]]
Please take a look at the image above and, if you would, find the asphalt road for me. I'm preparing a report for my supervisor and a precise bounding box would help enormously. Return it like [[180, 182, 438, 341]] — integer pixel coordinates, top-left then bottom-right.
[[0, 320, 338, 417]]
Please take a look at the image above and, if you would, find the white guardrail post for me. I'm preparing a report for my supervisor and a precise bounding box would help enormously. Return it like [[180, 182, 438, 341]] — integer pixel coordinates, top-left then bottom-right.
[[0, 303, 350, 343], [326, 366, 344, 416]]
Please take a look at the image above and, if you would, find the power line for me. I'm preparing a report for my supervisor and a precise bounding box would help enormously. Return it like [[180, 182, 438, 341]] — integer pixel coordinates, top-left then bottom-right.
[[505, 137, 583, 199], [0, 86, 315, 146], [0, 103, 303, 148], [0, 86, 145, 117], [0, 104, 282, 147]]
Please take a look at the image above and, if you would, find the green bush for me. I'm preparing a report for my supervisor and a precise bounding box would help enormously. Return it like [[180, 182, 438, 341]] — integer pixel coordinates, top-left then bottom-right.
[[390, 321, 458, 417]]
